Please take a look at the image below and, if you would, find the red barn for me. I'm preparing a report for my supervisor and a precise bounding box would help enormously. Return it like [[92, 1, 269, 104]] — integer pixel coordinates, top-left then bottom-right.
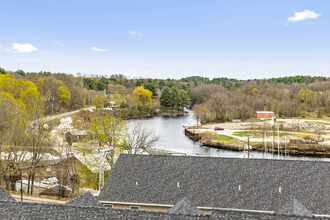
[[256, 111, 274, 120]]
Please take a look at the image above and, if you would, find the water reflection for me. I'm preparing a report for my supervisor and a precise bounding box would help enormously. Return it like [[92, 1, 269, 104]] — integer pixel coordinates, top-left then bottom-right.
[[127, 111, 330, 161]]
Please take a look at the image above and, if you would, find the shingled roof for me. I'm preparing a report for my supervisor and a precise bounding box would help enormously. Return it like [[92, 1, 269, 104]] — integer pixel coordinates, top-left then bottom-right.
[[66, 192, 103, 207], [0, 201, 209, 219], [211, 209, 324, 220], [98, 154, 330, 215], [276, 198, 313, 217], [0, 186, 16, 202], [168, 197, 204, 216]]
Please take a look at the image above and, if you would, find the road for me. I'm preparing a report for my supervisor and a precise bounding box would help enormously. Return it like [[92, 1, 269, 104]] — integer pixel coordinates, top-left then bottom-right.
[[43, 106, 95, 122]]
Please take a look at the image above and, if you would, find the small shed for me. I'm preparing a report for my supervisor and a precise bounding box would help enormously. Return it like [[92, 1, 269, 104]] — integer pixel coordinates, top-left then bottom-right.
[[256, 111, 275, 120]]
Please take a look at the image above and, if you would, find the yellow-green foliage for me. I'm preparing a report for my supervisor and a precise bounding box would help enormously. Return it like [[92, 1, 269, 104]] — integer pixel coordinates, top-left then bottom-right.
[[112, 91, 122, 106], [58, 86, 71, 107], [0, 74, 41, 110], [132, 86, 152, 104], [91, 96, 104, 108]]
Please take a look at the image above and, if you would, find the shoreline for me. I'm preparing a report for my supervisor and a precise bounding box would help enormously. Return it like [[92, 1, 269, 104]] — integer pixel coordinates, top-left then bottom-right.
[[201, 141, 330, 158], [123, 111, 188, 120]]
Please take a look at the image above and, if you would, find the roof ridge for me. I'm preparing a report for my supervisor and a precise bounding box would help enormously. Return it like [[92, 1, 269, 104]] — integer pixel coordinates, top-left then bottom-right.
[[121, 153, 330, 164]]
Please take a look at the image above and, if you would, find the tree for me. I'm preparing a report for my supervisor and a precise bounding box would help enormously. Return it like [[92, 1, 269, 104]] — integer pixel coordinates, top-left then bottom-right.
[[96, 77, 108, 91], [84, 114, 128, 170], [107, 84, 127, 95], [15, 69, 25, 76], [179, 89, 191, 110], [58, 86, 71, 107], [160, 86, 172, 107], [171, 86, 180, 110], [112, 91, 122, 106], [0, 67, 6, 75], [127, 123, 161, 154], [144, 82, 158, 96], [83, 78, 96, 90], [132, 86, 152, 104], [193, 105, 211, 125], [91, 95, 104, 108]]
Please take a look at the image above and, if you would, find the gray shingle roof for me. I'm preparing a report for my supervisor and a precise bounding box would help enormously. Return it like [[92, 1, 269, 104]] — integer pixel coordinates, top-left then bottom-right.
[[0, 201, 209, 219], [169, 197, 204, 216], [0, 186, 16, 202], [66, 192, 103, 207], [210, 210, 325, 220], [276, 198, 313, 217], [0, 200, 326, 219], [98, 154, 330, 215]]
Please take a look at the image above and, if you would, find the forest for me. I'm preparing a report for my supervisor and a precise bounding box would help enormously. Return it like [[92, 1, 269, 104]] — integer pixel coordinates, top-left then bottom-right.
[[0, 67, 329, 122]]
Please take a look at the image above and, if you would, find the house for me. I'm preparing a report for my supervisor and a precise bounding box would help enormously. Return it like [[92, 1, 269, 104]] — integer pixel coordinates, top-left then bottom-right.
[[104, 101, 120, 110], [18, 156, 92, 195], [256, 111, 275, 120], [65, 130, 87, 143], [0, 186, 327, 219], [98, 154, 330, 216]]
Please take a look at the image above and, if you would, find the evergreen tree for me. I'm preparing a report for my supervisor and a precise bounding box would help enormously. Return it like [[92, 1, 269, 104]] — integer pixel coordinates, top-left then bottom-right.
[[144, 82, 158, 96], [171, 86, 180, 110], [160, 86, 172, 107]]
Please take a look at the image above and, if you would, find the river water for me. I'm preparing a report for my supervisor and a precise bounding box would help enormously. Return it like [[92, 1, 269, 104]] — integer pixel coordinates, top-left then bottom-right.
[[127, 110, 330, 161]]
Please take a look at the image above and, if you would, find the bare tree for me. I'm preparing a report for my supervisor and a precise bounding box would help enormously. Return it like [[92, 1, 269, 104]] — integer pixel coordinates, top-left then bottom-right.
[[127, 123, 161, 154]]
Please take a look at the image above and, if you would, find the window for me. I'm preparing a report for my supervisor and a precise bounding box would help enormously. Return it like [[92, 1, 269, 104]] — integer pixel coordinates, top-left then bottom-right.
[[130, 206, 140, 210]]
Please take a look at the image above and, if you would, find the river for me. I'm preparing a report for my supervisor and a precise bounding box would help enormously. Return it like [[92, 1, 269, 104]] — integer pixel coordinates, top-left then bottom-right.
[[127, 110, 330, 161]]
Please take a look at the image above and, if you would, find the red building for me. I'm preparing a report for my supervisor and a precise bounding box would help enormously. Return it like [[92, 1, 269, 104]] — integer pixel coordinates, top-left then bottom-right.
[[256, 111, 274, 120]]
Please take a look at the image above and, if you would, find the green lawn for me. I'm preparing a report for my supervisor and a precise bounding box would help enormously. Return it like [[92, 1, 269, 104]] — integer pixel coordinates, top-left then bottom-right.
[[212, 134, 244, 145], [233, 131, 298, 138], [213, 134, 235, 141]]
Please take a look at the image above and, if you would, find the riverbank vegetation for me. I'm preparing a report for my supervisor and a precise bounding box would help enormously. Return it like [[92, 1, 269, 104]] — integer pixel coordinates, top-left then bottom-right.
[[1, 67, 328, 121]]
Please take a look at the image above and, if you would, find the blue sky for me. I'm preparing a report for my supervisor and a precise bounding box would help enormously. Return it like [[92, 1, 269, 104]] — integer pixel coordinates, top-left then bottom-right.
[[0, 0, 329, 79]]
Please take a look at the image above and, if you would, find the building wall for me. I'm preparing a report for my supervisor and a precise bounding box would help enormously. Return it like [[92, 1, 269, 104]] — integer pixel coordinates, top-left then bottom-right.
[[102, 201, 212, 215], [256, 112, 274, 119]]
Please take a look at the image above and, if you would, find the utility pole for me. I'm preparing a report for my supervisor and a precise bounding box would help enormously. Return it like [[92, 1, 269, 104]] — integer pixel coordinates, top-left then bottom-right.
[[244, 135, 253, 158], [277, 127, 280, 158], [98, 148, 110, 194], [272, 116, 276, 155], [285, 135, 287, 156], [264, 129, 267, 154], [20, 169, 23, 202]]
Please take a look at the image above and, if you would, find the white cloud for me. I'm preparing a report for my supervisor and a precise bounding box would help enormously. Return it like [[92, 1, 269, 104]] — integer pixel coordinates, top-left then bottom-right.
[[7, 43, 38, 53], [91, 46, 108, 52], [288, 10, 321, 22], [129, 31, 144, 37], [53, 41, 65, 47]]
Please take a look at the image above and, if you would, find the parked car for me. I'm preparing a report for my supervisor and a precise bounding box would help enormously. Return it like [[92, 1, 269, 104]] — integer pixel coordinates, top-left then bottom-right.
[[214, 127, 224, 131]]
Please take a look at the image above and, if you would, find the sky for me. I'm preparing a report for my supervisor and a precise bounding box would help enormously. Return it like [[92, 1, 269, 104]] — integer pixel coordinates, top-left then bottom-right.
[[0, 0, 329, 80]]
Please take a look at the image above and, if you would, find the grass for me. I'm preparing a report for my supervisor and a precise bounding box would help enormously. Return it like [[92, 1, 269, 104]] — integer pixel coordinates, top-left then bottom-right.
[[233, 131, 299, 138], [212, 134, 244, 145], [242, 119, 265, 123], [213, 134, 235, 141]]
